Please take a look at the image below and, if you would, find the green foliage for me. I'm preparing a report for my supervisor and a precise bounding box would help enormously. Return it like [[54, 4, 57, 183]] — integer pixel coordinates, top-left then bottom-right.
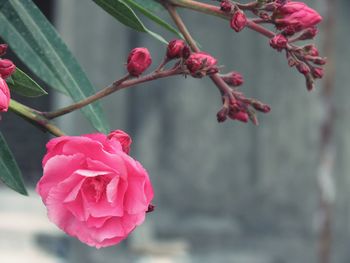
[[0, 0, 110, 133], [7, 68, 47, 97], [0, 132, 27, 195], [93, 0, 168, 43]]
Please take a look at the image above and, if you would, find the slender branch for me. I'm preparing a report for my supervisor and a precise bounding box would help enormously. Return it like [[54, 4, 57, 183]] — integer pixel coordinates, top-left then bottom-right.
[[164, 2, 235, 100], [9, 100, 65, 137], [162, 0, 275, 38], [44, 67, 184, 119]]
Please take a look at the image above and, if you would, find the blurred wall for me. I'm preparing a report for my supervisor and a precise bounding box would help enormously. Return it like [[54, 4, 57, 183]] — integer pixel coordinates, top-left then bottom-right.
[[54, 1, 350, 262]]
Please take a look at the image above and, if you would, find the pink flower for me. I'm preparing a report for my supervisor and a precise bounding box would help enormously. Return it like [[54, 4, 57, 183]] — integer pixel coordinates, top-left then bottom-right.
[[107, 129, 132, 154], [269, 34, 288, 51], [0, 59, 16, 79], [0, 77, 10, 112], [36, 131, 154, 248], [273, 1, 322, 32], [166, 39, 190, 59], [230, 10, 247, 32], [127, 48, 152, 77], [185, 52, 218, 78]]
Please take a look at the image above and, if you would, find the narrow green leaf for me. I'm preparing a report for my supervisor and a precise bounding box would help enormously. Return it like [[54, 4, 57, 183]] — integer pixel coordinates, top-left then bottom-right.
[[133, 0, 164, 12], [0, 0, 110, 133], [0, 132, 27, 195], [93, 0, 168, 44], [7, 68, 47, 97], [122, 0, 183, 39]]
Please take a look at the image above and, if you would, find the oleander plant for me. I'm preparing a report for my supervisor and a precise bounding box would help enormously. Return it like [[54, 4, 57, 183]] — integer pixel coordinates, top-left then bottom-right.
[[0, 0, 325, 248]]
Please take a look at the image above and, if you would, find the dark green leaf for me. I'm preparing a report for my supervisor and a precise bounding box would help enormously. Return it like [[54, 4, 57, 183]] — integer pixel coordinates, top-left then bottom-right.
[[133, 0, 164, 12], [93, 0, 168, 44], [0, 132, 27, 195], [0, 0, 110, 133], [122, 0, 183, 39], [7, 68, 47, 97]]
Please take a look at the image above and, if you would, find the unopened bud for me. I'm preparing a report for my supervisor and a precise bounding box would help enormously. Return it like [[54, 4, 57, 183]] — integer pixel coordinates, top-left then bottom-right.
[[312, 67, 323, 79], [127, 47, 152, 77], [230, 10, 247, 32], [185, 52, 218, 78], [0, 44, 8, 56], [220, 0, 232, 12], [217, 107, 228, 123], [221, 71, 244, 87], [298, 26, 318, 40], [296, 62, 310, 75], [0, 59, 16, 79], [228, 110, 249, 123], [107, 129, 132, 154], [166, 39, 189, 59], [269, 34, 288, 51], [303, 44, 319, 56], [252, 101, 271, 113], [313, 57, 327, 65]]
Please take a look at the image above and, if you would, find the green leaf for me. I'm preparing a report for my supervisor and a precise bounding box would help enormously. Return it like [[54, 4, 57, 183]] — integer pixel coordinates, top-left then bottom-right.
[[0, 132, 27, 195], [7, 68, 47, 97], [93, 0, 168, 44], [133, 0, 164, 12], [0, 0, 110, 133], [122, 0, 183, 39]]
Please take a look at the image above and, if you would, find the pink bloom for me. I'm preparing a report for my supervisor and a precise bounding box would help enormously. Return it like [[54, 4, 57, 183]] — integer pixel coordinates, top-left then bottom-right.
[[0, 77, 10, 112], [36, 131, 154, 248], [107, 129, 132, 154], [273, 1, 322, 32], [185, 52, 218, 78], [0, 59, 16, 79], [166, 39, 189, 59], [127, 48, 152, 77], [230, 10, 247, 32], [269, 34, 288, 51], [221, 71, 244, 87]]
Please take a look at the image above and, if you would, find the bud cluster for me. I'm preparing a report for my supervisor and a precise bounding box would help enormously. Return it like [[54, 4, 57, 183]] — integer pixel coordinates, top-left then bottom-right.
[[0, 44, 15, 112]]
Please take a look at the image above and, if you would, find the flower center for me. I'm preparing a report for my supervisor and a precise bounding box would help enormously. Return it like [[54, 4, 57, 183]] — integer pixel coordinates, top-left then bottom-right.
[[82, 176, 108, 203]]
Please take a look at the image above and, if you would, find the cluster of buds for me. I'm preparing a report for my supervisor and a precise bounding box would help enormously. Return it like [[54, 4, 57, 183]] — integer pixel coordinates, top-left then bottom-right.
[[216, 71, 270, 125], [0, 44, 15, 112]]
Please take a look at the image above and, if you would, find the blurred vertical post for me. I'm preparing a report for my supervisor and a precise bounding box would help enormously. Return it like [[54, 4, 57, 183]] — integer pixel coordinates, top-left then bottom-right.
[[317, 1, 336, 263]]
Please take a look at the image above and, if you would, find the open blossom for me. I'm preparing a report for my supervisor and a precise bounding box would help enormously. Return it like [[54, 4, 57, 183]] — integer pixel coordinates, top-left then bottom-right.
[[185, 52, 218, 78], [36, 131, 154, 248], [273, 1, 322, 32], [0, 78, 10, 112], [127, 47, 152, 77]]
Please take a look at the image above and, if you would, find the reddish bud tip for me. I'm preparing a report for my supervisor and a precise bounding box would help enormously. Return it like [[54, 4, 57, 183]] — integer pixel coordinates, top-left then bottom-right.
[[269, 34, 288, 51], [166, 39, 189, 59], [303, 44, 319, 56], [221, 71, 244, 87], [228, 110, 249, 123], [185, 52, 218, 78], [220, 0, 233, 12], [146, 204, 155, 213], [0, 59, 16, 79], [252, 101, 271, 113], [107, 129, 132, 154], [230, 10, 247, 32], [217, 107, 228, 123], [312, 67, 324, 79], [0, 44, 8, 56], [127, 47, 152, 77], [296, 62, 310, 75]]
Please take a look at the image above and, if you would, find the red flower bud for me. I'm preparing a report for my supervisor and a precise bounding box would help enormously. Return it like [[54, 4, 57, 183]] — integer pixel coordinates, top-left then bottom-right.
[[166, 39, 189, 59], [220, 0, 233, 12], [296, 62, 310, 75], [252, 101, 271, 113], [228, 110, 249, 123], [303, 44, 319, 56], [0, 59, 16, 79], [269, 34, 288, 51], [273, 1, 322, 32], [230, 10, 247, 32], [127, 47, 152, 77], [221, 71, 244, 87], [0, 44, 8, 56], [312, 67, 324, 79], [217, 107, 228, 123], [185, 52, 218, 78], [298, 26, 318, 40], [0, 77, 10, 112]]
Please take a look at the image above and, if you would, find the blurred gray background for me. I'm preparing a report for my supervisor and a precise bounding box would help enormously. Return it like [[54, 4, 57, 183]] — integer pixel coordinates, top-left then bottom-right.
[[1, 0, 350, 262]]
